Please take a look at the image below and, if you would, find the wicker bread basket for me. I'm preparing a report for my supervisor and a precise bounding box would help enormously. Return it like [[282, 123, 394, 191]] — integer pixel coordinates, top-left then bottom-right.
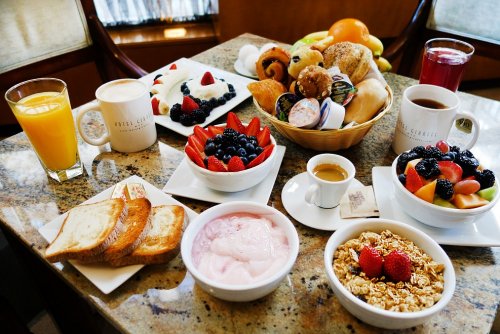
[[254, 85, 393, 151]]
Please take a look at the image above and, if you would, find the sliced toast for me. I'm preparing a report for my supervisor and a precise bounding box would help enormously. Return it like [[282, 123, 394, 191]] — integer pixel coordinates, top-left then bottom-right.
[[102, 198, 152, 261], [45, 198, 127, 263], [108, 205, 184, 266]]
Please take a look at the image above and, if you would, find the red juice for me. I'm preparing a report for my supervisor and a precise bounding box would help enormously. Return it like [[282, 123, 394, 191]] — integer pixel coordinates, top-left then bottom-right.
[[419, 47, 470, 92]]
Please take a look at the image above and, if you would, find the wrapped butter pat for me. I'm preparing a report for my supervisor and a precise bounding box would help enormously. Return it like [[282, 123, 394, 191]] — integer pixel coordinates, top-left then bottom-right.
[[339, 186, 379, 218]]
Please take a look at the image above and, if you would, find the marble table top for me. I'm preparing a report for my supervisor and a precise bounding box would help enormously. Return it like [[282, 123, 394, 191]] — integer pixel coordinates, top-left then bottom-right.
[[0, 33, 499, 333]]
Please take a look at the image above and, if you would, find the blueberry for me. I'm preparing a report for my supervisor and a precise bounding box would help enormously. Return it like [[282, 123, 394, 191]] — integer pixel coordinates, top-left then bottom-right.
[[230, 91, 237, 98], [214, 134, 223, 144], [241, 156, 248, 165], [222, 154, 231, 164], [237, 147, 247, 157], [255, 146, 263, 155], [217, 97, 226, 105], [248, 153, 257, 162], [149, 92, 153, 98], [193, 97, 201, 105], [245, 143, 255, 154], [223, 92, 232, 100], [204, 142, 216, 155], [398, 174, 406, 186], [206, 138, 213, 145], [203, 157, 209, 168], [250, 139, 258, 147], [228, 84, 235, 92], [209, 98, 218, 108], [215, 149, 224, 159], [239, 137, 248, 146], [226, 146, 237, 155]]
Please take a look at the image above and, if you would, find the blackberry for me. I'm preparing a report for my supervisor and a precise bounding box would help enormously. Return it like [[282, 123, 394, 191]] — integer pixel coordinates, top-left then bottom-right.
[[223, 92, 232, 100], [193, 97, 201, 105], [179, 113, 195, 126], [423, 146, 443, 160], [170, 104, 182, 122], [461, 150, 476, 159], [228, 84, 235, 92], [449, 145, 461, 153], [475, 169, 496, 189], [217, 97, 226, 105], [455, 152, 479, 177], [223, 128, 238, 137], [398, 174, 406, 186], [415, 158, 440, 179], [208, 98, 218, 108], [436, 179, 454, 200], [409, 146, 426, 157], [193, 109, 206, 123], [396, 151, 419, 172], [230, 91, 237, 98]]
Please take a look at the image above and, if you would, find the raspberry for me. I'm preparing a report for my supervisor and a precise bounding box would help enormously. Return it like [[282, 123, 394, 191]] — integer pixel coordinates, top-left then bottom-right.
[[436, 179, 454, 200], [475, 169, 496, 189], [359, 246, 383, 278], [415, 158, 440, 179], [383, 250, 412, 282]]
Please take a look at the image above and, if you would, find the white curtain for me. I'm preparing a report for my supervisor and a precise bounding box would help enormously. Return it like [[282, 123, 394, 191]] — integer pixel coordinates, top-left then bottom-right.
[[93, 0, 218, 26]]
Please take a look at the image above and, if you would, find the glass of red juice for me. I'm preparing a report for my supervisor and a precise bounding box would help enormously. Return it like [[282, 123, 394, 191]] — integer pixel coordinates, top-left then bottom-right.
[[419, 38, 474, 92]]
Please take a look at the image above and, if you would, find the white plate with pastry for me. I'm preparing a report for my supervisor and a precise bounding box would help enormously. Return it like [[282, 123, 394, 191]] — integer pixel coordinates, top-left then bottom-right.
[[143, 57, 256, 137], [38, 175, 198, 294]]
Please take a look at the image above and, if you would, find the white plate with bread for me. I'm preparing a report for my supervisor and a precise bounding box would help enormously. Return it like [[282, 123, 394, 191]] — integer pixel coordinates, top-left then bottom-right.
[[38, 175, 197, 294]]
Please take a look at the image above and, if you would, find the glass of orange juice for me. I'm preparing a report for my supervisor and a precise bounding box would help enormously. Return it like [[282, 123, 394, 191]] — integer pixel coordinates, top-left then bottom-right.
[[5, 78, 83, 182]]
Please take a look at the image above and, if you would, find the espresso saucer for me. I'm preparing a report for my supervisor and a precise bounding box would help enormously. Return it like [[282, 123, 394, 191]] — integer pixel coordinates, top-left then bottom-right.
[[281, 172, 364, 231]]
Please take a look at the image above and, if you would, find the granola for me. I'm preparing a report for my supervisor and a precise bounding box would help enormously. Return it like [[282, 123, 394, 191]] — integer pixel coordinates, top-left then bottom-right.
[[333, 230, 445, 312]]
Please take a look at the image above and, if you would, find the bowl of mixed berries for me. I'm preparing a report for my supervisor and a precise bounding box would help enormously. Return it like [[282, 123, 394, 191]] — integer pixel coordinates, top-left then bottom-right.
[[392, 141, 498, 228], [184, 112, 277, 192]]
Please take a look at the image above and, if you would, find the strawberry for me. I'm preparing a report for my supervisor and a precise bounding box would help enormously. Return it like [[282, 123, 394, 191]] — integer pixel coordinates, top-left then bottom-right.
[[193, 125, 211, 144], [207, 125, 224, 136], [181, 95, 199, 113], [207, 156, 227, 172], [358, 246, 383, 278], [406, 167, 424, 193], [383, 250, 412, 282], [438, 161, 463, 184], [169, 63, 177, 70], [200, 71, 215, 86], [185, 145, 205, 168], [256, 126, 271, 147], [226, 112, 245, 133], [188, 135, 204, 155], [227, 156, 245, 172], [262, 144, 275, 159], [246, 150, 267, 169], [151, 96, 160, 115], [245, 117, 261, 137]]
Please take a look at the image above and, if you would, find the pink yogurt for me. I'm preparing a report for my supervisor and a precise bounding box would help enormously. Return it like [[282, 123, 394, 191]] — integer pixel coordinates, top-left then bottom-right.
[[192, 213, 290, 285]]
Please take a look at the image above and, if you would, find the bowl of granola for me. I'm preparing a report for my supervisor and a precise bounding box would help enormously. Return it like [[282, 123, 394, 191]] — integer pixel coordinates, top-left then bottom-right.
[[324, 218, 455, 329]]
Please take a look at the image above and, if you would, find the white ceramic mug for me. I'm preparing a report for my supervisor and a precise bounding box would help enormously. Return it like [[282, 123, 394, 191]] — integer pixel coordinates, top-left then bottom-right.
[[392, 84, 480, 154], [77, 79, 157, 153], [305, 154, 355, 209]]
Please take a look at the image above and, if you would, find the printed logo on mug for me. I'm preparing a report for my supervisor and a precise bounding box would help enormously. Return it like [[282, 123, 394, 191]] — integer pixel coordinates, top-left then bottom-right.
[[392, 84, 480, 155], [305, 154, 355, 209], [77, 79, 157, 153]]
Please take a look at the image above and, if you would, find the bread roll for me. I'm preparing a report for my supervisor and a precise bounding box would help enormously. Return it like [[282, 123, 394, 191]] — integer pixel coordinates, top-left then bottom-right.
[[344, 78, 388, 124], [323, 42, 372, 84]]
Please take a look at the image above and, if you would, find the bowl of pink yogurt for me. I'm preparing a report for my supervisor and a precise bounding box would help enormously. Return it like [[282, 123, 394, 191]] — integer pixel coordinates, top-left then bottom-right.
[[181, 201, 299, 302]]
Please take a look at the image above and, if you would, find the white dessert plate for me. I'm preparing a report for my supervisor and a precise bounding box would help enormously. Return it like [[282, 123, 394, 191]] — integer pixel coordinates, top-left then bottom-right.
[[163, 145, 286, 204], [233, 59, 258, 79], [372, 167, 500, 247], [143, 57, 256, 137], [38, 175, 198, 294], [281, 172, 364, 231]]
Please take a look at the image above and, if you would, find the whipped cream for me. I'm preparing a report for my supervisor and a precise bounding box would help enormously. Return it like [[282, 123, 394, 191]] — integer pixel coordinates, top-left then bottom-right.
[[186, 76, 229, 100], [192, 213, 290, 285]]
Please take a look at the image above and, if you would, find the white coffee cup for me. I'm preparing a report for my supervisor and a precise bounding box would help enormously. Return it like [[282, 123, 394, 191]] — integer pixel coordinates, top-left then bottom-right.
[[392, 84, 480, 154], [305, 154, 355, 209], [77, 79, 157, 153]]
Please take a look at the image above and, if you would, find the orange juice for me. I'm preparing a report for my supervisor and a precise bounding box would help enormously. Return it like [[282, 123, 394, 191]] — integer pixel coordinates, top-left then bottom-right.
[[13, 91, 78, 171]]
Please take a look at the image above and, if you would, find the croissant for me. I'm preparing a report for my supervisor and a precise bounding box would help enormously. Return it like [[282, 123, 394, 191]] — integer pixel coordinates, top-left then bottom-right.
[[256, 47, 291, 86], [247, 79, 287, 116]]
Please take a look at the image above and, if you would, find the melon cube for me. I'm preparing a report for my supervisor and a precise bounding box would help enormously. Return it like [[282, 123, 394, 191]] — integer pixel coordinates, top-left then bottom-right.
[[404, 158, 422, 175], [414, 180, 437, 203], [451, 193, 490, 209], [477, 186, 497, 201]]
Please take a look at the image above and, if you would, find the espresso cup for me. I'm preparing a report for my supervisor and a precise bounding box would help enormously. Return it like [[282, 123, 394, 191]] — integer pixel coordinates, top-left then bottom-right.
[[392, 84, 480, 155], [77, 79, 157, 153], [305, 154, 355, 209]]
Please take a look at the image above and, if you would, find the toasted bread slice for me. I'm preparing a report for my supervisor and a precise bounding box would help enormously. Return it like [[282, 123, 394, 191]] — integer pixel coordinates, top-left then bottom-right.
[[108, 205, 184, 266], [45, 198, 127, 263], [100, 198, 152, 261]]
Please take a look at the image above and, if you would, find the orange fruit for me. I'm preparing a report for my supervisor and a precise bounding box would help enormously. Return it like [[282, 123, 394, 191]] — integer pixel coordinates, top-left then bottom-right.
[[328, 18, 370, 45]]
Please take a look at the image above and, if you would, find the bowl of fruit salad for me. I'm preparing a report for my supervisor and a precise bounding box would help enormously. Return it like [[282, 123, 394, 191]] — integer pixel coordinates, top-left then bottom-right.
[[184, 112, 277, 192], [392, 141, 498, 228]]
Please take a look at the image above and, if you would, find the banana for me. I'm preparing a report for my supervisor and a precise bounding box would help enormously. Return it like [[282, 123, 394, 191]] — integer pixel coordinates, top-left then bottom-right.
[[374, 56, 392, 72], [366, 34, 384, 57], [303, 31, 329, 41]]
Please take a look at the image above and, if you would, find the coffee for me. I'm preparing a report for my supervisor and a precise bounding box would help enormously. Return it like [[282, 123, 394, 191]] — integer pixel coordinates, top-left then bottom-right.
[[98, 80, 145, 103], [313, 163, 347, 182], [412, 98, 447, 109]]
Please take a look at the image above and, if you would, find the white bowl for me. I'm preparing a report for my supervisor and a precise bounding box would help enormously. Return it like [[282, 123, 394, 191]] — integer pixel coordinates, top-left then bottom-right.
[[185, 129, 277, 192], [324, 218, 455, 329], [391, 157, 499, 228], [181, 201, 299, 302]]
